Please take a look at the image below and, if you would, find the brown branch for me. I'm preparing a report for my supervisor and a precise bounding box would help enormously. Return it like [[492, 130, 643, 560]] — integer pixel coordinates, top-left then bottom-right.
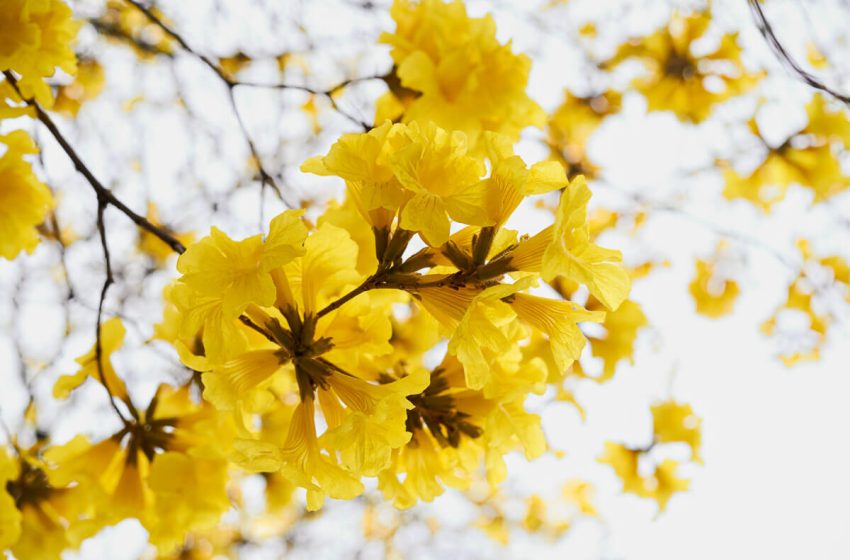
[[93, 197, 130, 424], [122, 0, 376, 130], [88, 18, 176, 58], [4, 72, 187, 254], [748, 0, 850, 106], [316, 274, 378, 319]]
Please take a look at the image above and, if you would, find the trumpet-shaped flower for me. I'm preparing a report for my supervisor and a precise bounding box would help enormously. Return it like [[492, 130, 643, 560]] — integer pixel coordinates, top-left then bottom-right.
[[0, 0, 79, 106], [0, 131, 55, 260], [389, 121, 489, 246]]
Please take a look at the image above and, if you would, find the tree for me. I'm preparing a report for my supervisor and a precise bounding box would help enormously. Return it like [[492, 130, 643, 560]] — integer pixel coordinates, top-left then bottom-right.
[[1, 0, 849, 558]]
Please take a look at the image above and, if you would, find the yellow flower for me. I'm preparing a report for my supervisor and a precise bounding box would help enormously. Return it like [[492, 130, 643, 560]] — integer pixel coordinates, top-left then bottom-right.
[[689, 258, 740, 318], [379, 357, 544, 506], [652, 401, 703, 463], [479, 131, 567, 226], [46, 384, 234, 552], [0, 448, 22, 550], [388, 121, 489, 246], [201, 348, 288, 414], [0, 131, 55, 260], [1, 444, 103, 560], [0, 0, 79, 106], [510, 292, 604, 374], [53, 58, 106, 117], [176, 210, 307, 315], [277, 221, 362, 314], [138, 202, 195, 266], [544, 177, 630, 310], [301, 121, 405, 230], [53, 316, 129, 402], [512, 175, 630, 311], [723, 98, 850, 211], [380, 0, 544, 148], [447, 283, 519, 390], [607, 11, 760, 122], [163, 280, 250, 367], [234, 398, 365, 511], [146, 450, 232, 550], [320, 368, 429, 475]]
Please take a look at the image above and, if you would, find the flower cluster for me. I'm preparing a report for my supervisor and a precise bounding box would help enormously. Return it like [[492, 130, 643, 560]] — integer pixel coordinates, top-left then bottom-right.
[[606, 10, 761, 123], [155, 117, 630, 510], [0, 131, 55, 260], [0, 0, 78, 109], [723, 94, 850, 210], [0, 0, 79, 260], [377, 0, 545, 149], [599, 400, 702, 511]]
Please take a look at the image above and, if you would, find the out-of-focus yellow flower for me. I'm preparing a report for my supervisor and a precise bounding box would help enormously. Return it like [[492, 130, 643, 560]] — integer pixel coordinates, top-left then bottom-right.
[[379, 0, 545, 149], [0, 0, 79, 107], [0, 131, 55, 260], [607, 11, 761, 122], [1, 444, 103, 560], [689, 257, 740, 318], [53, 316, 129, 402], [548, 90, 620, 179], [760, 240, 839, 366], [586, 297, 648, 381], [600, 400, 701, 511], [53, 59, 106, 117], [138, 203, 195, 267], [599, 442, 690, 511], [99, 0, 174, 60], [563, 479, 597, 517], [218, 52, 252, 79], [652, 401, 703, 463], [724, 96, 850, 211], [46, 384, 234, 553]]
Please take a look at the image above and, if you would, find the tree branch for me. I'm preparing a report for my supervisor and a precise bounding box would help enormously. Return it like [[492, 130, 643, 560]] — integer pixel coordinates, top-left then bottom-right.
[[4, 72, 188, 254], [748, 0, 850, 106]]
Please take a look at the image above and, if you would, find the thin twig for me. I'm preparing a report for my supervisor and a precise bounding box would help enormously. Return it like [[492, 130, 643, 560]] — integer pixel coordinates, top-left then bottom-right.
[[748, 0, 850, 106], [122, 0, 376, 130], [94, 197, 130, 423]]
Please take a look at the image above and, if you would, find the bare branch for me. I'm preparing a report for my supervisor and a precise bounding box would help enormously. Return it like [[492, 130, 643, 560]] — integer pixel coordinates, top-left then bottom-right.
[[748, 0, 850, 106], [4, 71, 187, 254]]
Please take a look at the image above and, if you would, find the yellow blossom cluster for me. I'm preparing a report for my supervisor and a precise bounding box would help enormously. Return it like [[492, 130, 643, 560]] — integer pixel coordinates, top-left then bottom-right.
[[377, 0, 545, 149], [547, 90, 621, 180], [723, 95, 850, 210], [0, 131, 55, 260], [599, 400, 702, 511], [152, 116, 630, 512], [761, 239, 850, 366], [0, 0, 79, 260], [0, 0, 78, 109], [0, 0, 742, 556], [689, 241, 740, 318], [606, 10, 762, 123]]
